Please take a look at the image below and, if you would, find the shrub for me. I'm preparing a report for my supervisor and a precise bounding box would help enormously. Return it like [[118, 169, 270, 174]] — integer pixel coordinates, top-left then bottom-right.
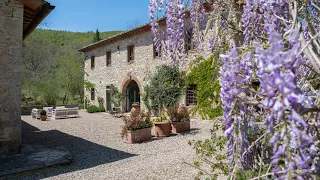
[[40, 110, 46, 115], [98, 106, 105, 112], [86, 105, 106, 113], [86, 105, 98, 113], [121, 109, 153, 138], [167, 104, 190, 123], [146, 65, 185, 115]]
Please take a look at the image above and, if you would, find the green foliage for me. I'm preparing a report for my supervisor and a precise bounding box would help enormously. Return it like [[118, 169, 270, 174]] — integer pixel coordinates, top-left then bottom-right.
[[146, 65, 185, 114], [93, 29, 102, 42], [186, 55, 222, 119], [22, 29, 122, 106], [121, 109, 153, 138], [109, 85, 123, 107], [38, 76, 60, 105], [142, 85, 152, 111], [189, 120, 229, 179], [86, 105, 105, 113], [97, 96, 104, 107], [40, 110, 46, 115], [166, 104, 190, 123]]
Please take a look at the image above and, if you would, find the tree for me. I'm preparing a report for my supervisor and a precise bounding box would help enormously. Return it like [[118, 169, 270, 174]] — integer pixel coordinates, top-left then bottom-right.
[[93, 28, 102, 42], [145, 65, 185, 115]]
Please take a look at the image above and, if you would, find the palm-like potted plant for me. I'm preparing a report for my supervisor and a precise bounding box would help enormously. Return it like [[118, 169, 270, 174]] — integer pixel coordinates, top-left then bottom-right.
[[121, 108, 153, 143], [40, 110, 47, 121], [167, 104, 190, 133], [153, 112, 171, 137]]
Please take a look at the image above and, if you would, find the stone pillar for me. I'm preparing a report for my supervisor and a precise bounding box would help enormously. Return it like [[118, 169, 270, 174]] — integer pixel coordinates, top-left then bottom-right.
[[0, 0, 23, 157]]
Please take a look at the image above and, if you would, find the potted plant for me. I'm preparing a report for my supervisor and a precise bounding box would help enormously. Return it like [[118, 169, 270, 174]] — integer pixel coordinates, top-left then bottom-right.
[[153, 113, 171, 137], [167, 104, 190, 133], [40, 110, 47, 121], [121, 108, 153, 143]]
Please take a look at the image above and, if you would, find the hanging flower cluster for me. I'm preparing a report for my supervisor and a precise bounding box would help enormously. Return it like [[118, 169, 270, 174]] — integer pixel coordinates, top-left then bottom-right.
[[254, 30, 319, 179], [220, 40, 254, 172], [166, 0, 185, 64]]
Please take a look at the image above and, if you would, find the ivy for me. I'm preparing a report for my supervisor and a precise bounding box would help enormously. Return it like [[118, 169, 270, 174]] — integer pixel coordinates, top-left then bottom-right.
[[186, 55, 222, 119]]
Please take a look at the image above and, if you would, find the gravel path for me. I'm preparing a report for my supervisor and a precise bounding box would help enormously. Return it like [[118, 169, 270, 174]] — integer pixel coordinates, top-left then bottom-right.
[[4, 111, 216, 180]]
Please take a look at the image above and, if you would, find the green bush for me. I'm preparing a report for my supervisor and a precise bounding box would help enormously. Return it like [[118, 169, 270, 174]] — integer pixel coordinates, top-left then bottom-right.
[[186, 55, 222, 119], [40, 110, 46, 115], [98, 106, 106, 112], [86, 105, 105, 113], [145, 65, 185, 115]]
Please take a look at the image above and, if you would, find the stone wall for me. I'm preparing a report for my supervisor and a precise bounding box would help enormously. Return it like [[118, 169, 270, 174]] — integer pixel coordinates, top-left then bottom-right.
[[0, 0, 24, 157], [83, 24, 213, 112]]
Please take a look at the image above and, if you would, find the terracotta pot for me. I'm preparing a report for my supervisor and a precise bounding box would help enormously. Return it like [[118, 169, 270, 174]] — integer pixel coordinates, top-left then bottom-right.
[[154, 120, 171, 137], [124, 127, 152, 143], [40, 115, 47, 121], [171, 121, 190, 133], [131, 104, 140, 113]]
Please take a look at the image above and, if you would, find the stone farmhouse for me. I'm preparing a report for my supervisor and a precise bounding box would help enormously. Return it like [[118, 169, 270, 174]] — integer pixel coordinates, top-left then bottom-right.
[[0, 0, 54, 157], [79, 7, 214, 113]]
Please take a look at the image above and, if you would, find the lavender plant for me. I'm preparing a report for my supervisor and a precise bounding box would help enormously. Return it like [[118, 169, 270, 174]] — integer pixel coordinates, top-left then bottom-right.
[[149, 0, 320, 179]]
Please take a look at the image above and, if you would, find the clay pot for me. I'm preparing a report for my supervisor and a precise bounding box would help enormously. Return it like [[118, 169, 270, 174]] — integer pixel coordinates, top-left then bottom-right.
[[131, 103, 140, 113], [124, 127, 152, 143], [40, 115, 47, 121], [154, 120, 171, 137], [171, 121, 190, 133]]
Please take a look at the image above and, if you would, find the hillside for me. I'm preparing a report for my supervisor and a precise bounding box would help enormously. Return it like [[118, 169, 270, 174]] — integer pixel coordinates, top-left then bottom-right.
[[22, 29, 123, 106], [25, 29, 123, 49]]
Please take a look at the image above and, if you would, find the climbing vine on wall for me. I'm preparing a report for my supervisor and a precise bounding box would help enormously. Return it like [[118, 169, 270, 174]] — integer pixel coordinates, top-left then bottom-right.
[[186, 55, 222, 119]]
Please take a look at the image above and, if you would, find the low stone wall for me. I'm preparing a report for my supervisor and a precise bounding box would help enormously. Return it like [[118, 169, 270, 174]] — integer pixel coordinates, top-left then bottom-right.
[[21, 104, 78, 115]]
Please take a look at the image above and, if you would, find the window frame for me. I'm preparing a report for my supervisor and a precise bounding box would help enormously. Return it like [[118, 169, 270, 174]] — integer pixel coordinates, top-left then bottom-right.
[[153, 43, 160, 58], [91, 56, 95, 69], [91, 88, 95, 101], [186, 29, 196, 52], [106, 51, 111, 66], [186, 84, 197, 106], [127, 45, 134, 63]]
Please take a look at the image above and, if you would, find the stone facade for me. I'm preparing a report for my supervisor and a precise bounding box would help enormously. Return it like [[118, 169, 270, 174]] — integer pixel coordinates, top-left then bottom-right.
[[0, 0, 24, 157], [83, 24, 213, 112]]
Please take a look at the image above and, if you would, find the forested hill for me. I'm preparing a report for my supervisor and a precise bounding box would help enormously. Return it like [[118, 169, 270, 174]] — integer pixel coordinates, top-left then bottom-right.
[[25, 29, 122, 49], [22, 29, 122, 106]]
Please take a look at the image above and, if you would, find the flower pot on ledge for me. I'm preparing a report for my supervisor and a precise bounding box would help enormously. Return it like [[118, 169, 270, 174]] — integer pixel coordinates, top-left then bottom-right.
[[171, 121, 190, 133], [40, 115, 47, 121], [154, 120, 171, 137], [124, 127, 152, 143]]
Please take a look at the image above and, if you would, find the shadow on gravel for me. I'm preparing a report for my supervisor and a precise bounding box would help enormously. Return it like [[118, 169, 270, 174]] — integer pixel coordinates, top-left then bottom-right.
[[4, 121, 136, 179], [180, 128, 200, 136]]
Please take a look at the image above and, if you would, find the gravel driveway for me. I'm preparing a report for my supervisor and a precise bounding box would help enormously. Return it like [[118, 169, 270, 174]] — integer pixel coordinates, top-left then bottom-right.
[[4, 111, 215, 180]]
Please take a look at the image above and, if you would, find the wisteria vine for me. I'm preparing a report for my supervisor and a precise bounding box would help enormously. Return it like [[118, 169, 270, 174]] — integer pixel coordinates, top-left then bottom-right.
[[149, 0, 320, 179]]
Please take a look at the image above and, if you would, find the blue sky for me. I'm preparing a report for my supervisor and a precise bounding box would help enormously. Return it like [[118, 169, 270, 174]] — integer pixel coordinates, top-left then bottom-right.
[[43, 0, 151, 32]]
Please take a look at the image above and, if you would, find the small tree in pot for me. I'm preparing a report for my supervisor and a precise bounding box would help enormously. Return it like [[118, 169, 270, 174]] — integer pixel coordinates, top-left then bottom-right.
[[144, 65, 185, 137], [40, 110, 47, 121], [121, 108, 153, 143], [167, 104, 190, 133]]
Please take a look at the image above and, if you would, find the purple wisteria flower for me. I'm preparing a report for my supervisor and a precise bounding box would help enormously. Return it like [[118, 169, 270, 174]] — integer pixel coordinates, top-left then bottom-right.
[[220, 40, 253, 172], [255, 30, 318, 179]]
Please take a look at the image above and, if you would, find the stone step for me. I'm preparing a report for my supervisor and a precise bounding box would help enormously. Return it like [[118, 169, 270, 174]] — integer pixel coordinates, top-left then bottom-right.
[[0, 146, 72, 177]]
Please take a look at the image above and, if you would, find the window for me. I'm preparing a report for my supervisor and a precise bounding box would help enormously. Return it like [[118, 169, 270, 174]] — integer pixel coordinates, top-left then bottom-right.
[[91, 56, 95, 69], [91, 88, 95, 100], [186, 84, 197, 106], [186, 29, 196, 52], [153, 43, 160, 58], [106, 51, 111, 66], [127, 45, 134, 63]]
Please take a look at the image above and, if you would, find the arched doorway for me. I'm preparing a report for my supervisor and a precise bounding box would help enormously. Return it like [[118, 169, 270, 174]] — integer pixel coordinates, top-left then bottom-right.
[[125, 80, 140, 112]]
